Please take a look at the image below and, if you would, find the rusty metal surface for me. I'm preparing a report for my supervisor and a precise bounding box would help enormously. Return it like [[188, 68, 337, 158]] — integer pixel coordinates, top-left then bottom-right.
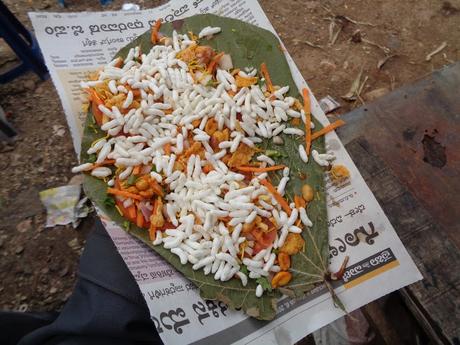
[[338, 62, 460, 248]]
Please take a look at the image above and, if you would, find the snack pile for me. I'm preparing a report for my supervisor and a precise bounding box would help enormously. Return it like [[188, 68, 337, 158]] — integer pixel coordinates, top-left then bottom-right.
[[74, 22, 342, 298]]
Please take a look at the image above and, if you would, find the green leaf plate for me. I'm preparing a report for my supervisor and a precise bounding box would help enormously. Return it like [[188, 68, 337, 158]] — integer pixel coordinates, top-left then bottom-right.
[[81, 14, 328, 320]]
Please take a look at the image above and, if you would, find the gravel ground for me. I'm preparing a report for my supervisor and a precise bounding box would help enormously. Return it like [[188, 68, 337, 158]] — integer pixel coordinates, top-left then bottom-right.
[[0, 0, 458, 320]]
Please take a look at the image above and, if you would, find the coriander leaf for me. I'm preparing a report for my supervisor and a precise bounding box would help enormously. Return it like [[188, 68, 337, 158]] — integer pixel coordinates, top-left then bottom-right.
[[240, 265, 249, 276], [87, 154, 97, 163], [88, 123, 98, 134], [127, 175, 138, 186], [258, 77, 266, 89], [265, 149, 285, 158], [123, 221, 131, 230], [206, 79, 218, 87], [256, 277, 272, 292], [104, 196, 115, 207]]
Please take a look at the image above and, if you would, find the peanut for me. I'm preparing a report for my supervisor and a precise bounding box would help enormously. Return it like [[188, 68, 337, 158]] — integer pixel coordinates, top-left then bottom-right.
[[278, 252, 291, 271], [280, 233, 305, 255], [135, 178, 149, 191], [271, 271, 292, 288], [301, 184, 314, 202]]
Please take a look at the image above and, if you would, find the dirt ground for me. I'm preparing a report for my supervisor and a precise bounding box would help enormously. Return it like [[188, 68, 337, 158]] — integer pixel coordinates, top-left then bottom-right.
[[0, 0, 458, 335]]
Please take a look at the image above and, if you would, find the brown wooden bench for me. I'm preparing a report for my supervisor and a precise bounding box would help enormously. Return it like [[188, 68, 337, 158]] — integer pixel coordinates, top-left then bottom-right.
[[337, 62, 460, 345]]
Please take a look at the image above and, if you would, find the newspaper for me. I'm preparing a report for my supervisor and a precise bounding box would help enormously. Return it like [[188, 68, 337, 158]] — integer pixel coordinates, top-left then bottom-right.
[[29, 1, 422, 344]]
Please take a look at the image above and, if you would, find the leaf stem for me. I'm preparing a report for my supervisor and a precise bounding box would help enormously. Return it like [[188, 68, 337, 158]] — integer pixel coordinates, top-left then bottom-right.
[[299, 251, 324, 273], [323, 277, 347, 313], [304, 228, 328, 272], [290, 268, 323, 279]]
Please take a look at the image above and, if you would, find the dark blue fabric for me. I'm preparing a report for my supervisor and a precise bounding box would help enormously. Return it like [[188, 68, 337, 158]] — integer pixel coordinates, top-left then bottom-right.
[[0, 220, 162, 345], [0, 1, 48, 83]]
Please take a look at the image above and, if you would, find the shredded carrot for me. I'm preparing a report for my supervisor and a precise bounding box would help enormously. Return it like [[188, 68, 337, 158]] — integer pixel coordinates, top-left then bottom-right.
[[107, 187, 143, 201], [294, 195, 306, 226], [294, 196, 301, 209], [115, 177, 121, 189], [125, 85, 141, 98], [240, 241, 246, 260], [260, 179, 291, 215], [115, 198, 132, 222], [311, 120, 346, 141], [294, 195, 306, 209], [294, 196, 305, 227], [302, 88, 312, 154], [260, 63, 274, 93], [87, 88, 104, 125], [231, 68, 240, 76], [164, 143, 172, 155], [127, 204, 137, 220], [151, 19, 162, 44], [188, 31, 198, 41], [113, 58, 123, 68], [191, 119, 201, 128], [236, 165, 286, 173], [87, 87, 103, 103], [149, 179, 164, 197], [218, 216, 231, 223], [149, 224, 156, 241], [202, 164, 214, 173], [132, 166, 141, 175], [207, 52, 225, 74], [101, 114, 110, 125], [235, 75, 258, 88], [90, 159, 115, 170], [136, 209, 145, 228]]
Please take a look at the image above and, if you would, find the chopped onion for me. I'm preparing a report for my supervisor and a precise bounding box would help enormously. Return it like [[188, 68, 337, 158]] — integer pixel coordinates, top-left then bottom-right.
[[218, 54, 233, 70]]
